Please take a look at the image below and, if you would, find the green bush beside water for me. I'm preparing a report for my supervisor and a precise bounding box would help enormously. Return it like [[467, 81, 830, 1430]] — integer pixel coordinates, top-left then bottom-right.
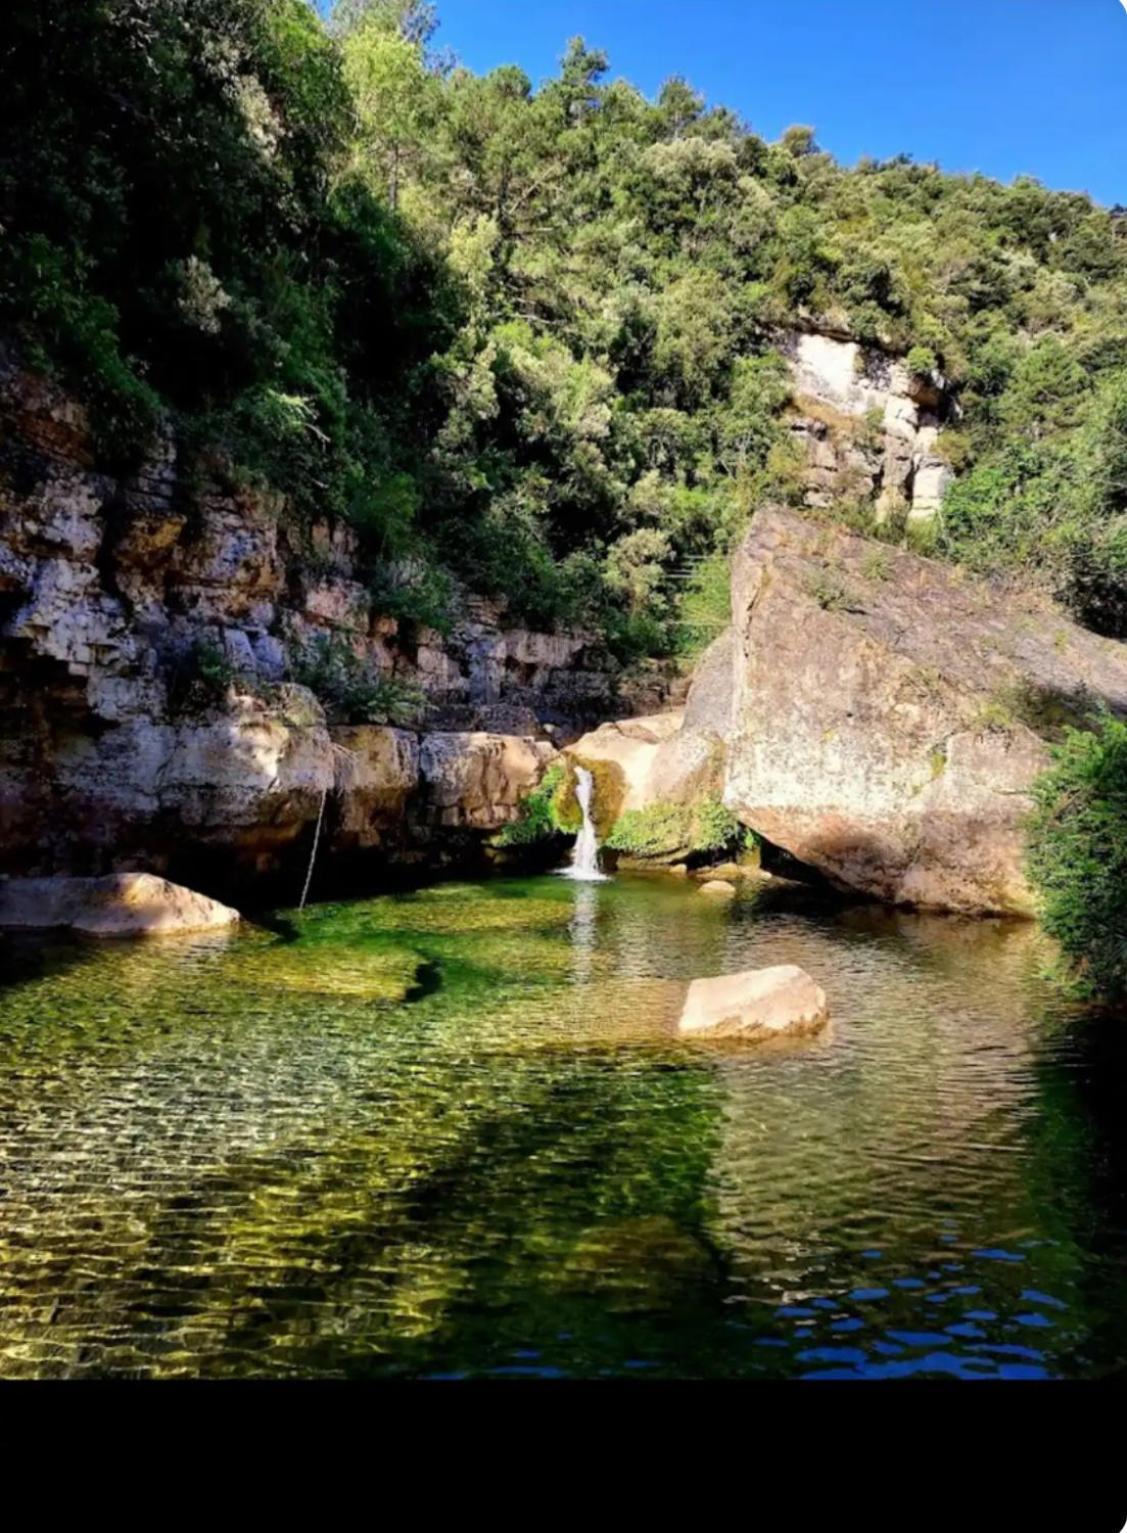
[[605, 796, 744, 863], [1026, 717, 1127, 1004]]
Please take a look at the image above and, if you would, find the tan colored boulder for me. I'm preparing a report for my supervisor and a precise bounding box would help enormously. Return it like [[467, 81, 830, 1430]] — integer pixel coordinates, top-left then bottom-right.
[[724, 506, 1127, 915], [0, 873, 240, 937], [698, 879, 737, 897], [330, 725, 420, 847], [678, 965, 829, 1040]]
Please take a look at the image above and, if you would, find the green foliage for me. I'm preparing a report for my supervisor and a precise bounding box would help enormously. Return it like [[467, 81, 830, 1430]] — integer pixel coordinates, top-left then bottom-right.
[[368, 560, 458, 634], [672, 550, 732, 665], [604, 795, 742, 861], [4, 3, 1126, 654], [496, 763, 567, 847], [906, 345, 937, 378], [691, 796, 743, 854], [292, 631, 423, 724], [1026, 718, 1127, 1002], [806, 574, 857, 612], [166, 636, 240, 715]]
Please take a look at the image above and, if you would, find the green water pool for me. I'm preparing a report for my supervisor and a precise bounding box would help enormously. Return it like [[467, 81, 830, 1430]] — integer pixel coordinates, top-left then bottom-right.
[[0, 871, 1124, 1379]]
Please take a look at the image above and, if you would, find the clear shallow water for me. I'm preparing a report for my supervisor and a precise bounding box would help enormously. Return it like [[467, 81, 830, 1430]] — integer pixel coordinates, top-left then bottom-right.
[[0, 872, 1125, 1380]]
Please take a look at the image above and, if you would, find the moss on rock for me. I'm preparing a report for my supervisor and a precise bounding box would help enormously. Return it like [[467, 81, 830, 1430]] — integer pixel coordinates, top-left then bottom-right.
[[553, 756, 627, 840]]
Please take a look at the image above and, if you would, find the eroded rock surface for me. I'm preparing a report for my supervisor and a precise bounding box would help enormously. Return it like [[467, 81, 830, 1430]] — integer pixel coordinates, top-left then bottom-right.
[[777, 329, 954, 524], [0, 353, 616, 886], [724, 507, 1127, 913]]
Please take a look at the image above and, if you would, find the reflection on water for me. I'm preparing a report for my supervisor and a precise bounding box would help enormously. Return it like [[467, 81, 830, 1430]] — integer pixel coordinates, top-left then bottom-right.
[[0, 873, 1124, 1379], [568, 881, 599, 985]]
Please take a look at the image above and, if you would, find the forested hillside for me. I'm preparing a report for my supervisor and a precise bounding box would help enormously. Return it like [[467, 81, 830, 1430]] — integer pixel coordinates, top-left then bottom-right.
[[3, 0, 1126, 657]]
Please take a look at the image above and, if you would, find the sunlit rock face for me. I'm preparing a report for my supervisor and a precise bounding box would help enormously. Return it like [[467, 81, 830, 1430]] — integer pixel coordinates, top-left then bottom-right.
[[678, 964, 829, 1040], [0, 872, 240, 937], [564, 631, 734, 828], [776, 329, 954, 524], [723, 506, 1127, 915], [0, 353, 625, 886], [417, 732, 557, 830], [564, 711, 684, 812]]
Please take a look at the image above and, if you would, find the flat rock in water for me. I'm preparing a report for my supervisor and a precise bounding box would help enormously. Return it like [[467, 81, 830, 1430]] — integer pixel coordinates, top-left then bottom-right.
[[0, 873, 241, 938], [678, 964, 829, 1041], [698, 879, 737, 897]]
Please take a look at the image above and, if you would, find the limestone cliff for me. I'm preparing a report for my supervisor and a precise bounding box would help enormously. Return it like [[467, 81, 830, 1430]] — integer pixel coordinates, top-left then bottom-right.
[[0, 353, 629, 896], [777, 328, 954, 525]]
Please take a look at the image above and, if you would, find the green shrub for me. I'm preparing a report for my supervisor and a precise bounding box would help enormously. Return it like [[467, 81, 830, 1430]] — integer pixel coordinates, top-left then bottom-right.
[[692, 795, 742, 853], [605, 803, 695, 859], [368, 561, 458, 635], [672, 551, 732, 667], [165, 636, 239, 716], [496, 763, 567, 846], [292, 631, 423, 724], [1025, 716, 1127, 1002], [604, 794, 743, 862]]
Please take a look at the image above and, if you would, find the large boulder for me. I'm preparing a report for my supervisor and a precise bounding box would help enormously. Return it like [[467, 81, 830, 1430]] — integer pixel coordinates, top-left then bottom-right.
[[0, 872, 240, 937], [646, 629, 733, 804], [331, 725, 420, 848], [724, 507, 1127, 914], [678, 965, 829, 1040]]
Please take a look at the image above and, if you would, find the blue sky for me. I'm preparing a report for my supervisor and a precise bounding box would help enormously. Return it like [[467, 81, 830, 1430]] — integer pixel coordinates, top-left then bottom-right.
[[326, 1, 1127, 206]]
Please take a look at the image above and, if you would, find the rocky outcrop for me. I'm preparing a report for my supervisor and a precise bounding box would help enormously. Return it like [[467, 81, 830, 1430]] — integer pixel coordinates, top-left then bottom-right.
[[723, 506, 1127, 914], [417, 732, 556, 829], [777, 329, 954, 525], [677, 965, 829, 1041], [564, 711, 683, 810], [0, 873, 240, 937], [0, 351, 617, 889]]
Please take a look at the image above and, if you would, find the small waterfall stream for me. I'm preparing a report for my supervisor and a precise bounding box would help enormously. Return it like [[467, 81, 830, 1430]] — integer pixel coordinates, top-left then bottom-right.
[[559, 766, 609, 883]]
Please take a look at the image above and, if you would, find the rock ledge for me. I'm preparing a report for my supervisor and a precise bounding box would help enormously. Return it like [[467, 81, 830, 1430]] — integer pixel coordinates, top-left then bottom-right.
[[0, 873, 241, 937]]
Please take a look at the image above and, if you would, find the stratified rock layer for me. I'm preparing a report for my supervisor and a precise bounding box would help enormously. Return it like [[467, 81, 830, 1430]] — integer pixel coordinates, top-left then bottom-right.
[[0, 352, 643, 888]]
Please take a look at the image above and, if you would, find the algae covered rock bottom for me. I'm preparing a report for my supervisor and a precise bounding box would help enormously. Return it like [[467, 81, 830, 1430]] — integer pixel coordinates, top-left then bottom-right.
[[0, 873, 1124, 1381]]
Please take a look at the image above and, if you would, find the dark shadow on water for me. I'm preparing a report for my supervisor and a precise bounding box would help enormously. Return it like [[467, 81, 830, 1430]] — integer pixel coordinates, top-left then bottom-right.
[[251, 913, 301, 943], [403, 959, 443, 1004], [0, 929, 98, 995]]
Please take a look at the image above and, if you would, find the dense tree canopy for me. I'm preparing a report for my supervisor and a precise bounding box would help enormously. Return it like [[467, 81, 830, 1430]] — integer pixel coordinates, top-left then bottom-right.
[[2, 0, 1125, 653]]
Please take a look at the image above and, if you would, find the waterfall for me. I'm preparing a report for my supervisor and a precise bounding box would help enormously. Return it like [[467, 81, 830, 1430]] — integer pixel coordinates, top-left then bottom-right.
[[559, 766, 609, 883]]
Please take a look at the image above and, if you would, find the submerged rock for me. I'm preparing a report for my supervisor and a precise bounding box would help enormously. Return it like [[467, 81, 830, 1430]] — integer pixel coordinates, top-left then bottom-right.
[[678, 965, 829, 1041], [698, 879, 737, 897], [724, 506, 1127, 915], [0, 872, 240, 937]]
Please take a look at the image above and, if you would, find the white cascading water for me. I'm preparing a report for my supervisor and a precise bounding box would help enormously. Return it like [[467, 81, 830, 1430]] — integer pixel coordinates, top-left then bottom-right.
[[559, 766, 609, 882]]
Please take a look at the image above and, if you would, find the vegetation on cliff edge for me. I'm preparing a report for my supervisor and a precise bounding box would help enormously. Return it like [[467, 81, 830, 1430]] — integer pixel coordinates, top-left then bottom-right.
[[2, 0, 1126, 655]]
